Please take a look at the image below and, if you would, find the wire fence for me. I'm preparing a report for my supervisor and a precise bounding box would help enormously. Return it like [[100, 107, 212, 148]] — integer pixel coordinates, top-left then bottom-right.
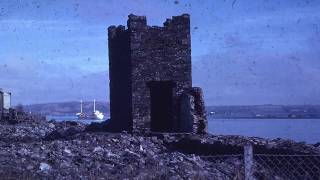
[[199, 145, 320, 180], [1, 145, 319, 179], [254, 154, 320, 180]]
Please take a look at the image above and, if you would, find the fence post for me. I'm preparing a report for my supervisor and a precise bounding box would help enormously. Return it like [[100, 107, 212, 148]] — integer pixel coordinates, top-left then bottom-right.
[[244, 144, 253, 180]]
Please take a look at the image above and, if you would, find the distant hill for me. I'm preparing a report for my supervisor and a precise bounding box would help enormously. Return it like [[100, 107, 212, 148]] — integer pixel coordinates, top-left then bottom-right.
[[206, 105, 320, 119], [23, 102, 320, 119], [23, 101, 110, 116]]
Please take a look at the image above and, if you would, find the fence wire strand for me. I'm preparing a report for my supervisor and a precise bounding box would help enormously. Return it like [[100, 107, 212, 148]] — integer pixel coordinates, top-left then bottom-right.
[[254, 154, 320, 180], [199, 153, 320, 180]]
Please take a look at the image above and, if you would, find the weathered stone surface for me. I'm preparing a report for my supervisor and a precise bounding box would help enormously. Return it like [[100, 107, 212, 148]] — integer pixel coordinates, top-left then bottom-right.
[[108, 14, 207, 133], [180, 87, 208, 134]]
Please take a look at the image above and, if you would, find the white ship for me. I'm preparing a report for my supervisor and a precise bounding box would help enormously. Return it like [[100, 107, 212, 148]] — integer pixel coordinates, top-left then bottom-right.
[[76, 99, 104, 120], [76, 100, 86, 119], [90, 99, 104, 120]]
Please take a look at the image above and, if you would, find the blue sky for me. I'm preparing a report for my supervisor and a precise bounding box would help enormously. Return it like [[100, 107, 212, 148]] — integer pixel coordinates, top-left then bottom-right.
[[0, 0, 320, 105]]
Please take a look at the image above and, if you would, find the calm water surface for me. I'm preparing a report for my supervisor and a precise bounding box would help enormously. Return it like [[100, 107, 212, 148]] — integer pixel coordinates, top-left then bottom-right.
[[46, 115, 107, 124], [208, 118, 320, 144], [47, 116, 320, 144]]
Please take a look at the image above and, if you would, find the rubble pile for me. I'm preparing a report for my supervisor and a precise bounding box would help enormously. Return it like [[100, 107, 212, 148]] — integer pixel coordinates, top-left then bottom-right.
[[0, 119, 319, 179], [0, 119, 241, 179], [169, 134, 320, 155]]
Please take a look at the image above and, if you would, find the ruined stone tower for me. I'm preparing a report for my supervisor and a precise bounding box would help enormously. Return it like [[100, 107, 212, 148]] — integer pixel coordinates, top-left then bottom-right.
[[108, 14, 207, 133]]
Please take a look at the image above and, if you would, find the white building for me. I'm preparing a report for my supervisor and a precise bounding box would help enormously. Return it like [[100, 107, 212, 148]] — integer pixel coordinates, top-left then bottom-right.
[[0, 89, 11, 120]]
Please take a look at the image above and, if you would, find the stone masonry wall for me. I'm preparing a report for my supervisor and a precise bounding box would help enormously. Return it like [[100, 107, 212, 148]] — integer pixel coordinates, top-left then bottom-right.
[[180, 88, 208, 134], [128, 14, 192, 132], [108, 26, 132, 132], [108, 14, 207, 133], [0, 92, 3, 121]]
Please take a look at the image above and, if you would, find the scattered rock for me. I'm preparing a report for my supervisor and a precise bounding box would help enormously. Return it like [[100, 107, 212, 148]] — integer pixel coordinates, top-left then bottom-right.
[[93, 146, 104, 152], [27, 165, 34, 170], [64, 148, 71, 154], [39, 162, 51, 172], [48, 123, 55, 129], [139, 145, 144, 152], [0, 117, 319, 179]]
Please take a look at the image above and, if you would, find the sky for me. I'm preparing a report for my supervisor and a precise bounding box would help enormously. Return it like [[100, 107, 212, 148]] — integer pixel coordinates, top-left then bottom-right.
[[0, 0, 320, 106]]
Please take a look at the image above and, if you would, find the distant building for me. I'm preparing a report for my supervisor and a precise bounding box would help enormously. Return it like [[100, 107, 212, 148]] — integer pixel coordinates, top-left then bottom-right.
[[0, 89, 11, 120], [107, 14, 207, 133]]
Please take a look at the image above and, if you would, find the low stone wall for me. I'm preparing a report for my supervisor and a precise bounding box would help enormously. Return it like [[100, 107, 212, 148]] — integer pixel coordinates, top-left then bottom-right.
[[180, 87, 208, 134]]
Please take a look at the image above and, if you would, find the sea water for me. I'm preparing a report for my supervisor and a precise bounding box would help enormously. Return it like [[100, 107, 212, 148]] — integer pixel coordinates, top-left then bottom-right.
[[46, 115, 107, 124], [46, 115, 320, 144], [208, 117, 320, 144]]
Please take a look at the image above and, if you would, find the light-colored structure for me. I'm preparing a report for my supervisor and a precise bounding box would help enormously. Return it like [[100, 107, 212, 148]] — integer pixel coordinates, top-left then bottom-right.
[[0, 89, 11, 120]]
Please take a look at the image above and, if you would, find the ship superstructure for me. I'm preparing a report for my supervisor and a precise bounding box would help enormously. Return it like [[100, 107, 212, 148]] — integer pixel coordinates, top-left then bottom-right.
[[76, 99, 104, 120]]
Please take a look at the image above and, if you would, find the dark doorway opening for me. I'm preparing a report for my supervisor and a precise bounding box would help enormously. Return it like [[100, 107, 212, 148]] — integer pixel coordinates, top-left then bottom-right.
[[147, 81, 175, 132]]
